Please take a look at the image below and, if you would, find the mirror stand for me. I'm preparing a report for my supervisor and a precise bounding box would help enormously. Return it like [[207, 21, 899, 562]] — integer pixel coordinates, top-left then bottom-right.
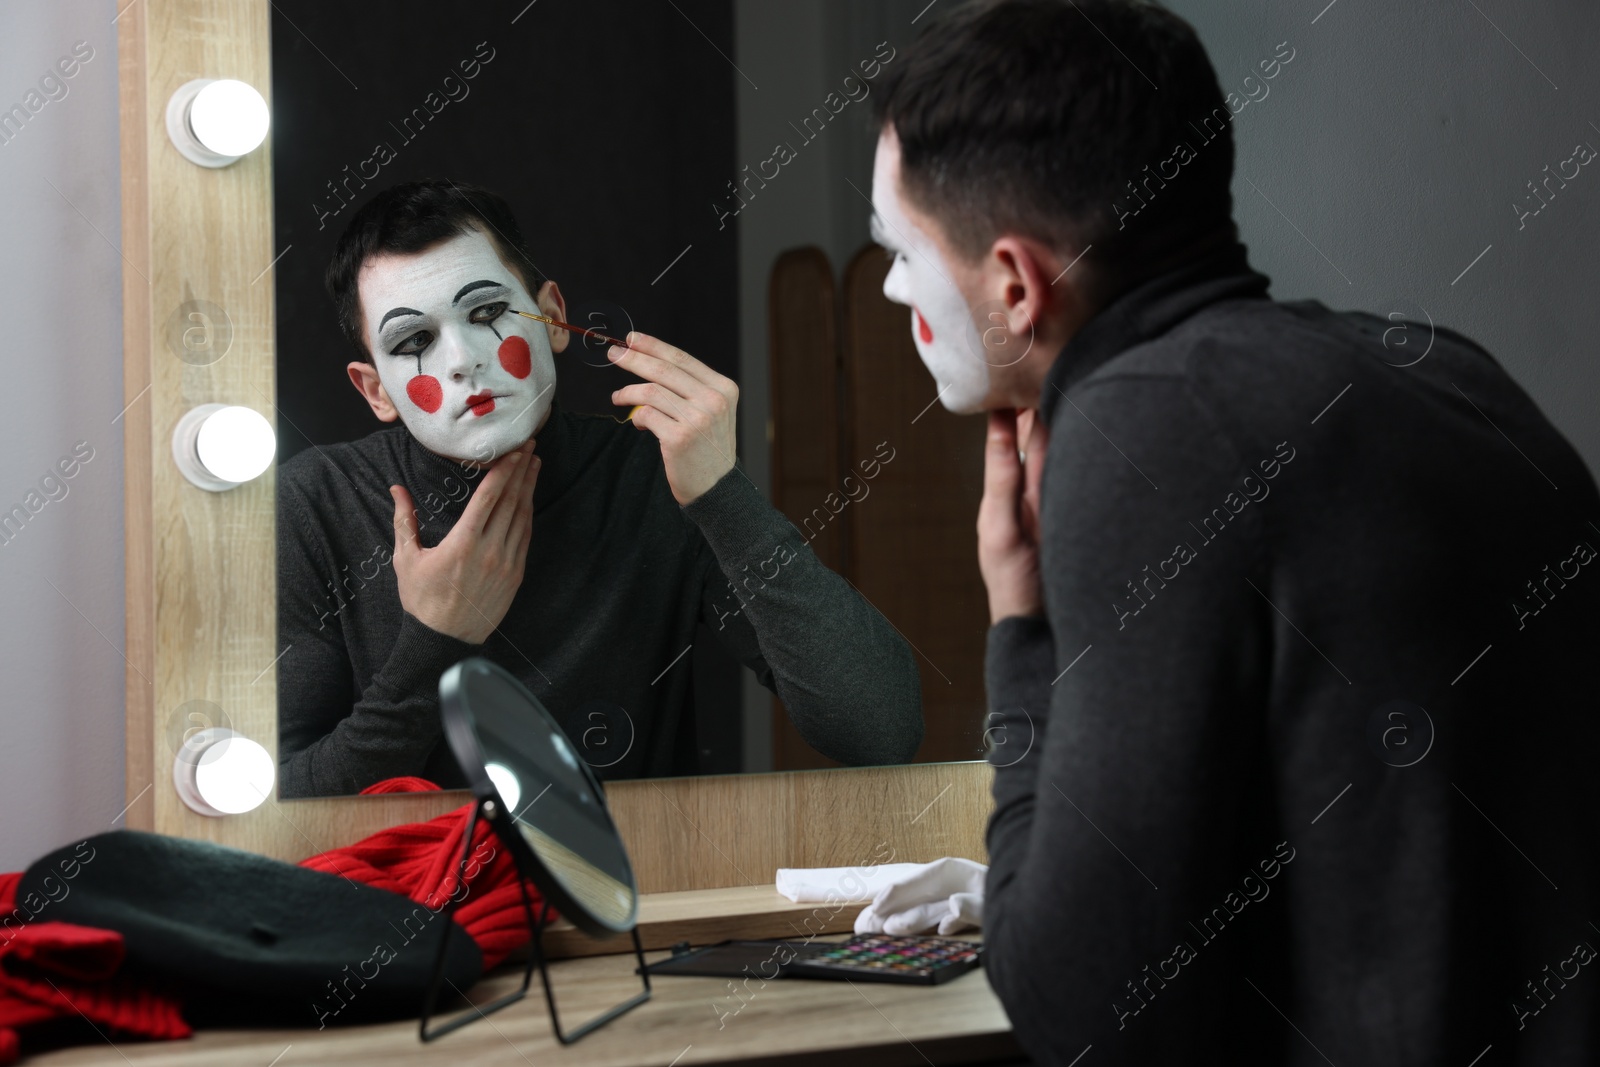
[[530, 899, 653, 1045], [418, 795, 652, 1044]]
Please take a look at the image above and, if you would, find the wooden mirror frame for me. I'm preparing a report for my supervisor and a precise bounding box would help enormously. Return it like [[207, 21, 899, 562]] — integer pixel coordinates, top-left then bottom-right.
[[119, 0, 991, 892]]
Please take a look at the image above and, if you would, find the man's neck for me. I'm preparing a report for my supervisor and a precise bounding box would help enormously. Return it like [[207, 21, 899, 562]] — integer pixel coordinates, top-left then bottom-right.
[[1003, 304, 1094, 410]]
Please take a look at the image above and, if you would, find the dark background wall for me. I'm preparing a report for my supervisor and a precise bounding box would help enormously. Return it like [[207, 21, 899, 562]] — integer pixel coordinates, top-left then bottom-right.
[[270, 0, 738, 459], [270, 0, 746, 775]]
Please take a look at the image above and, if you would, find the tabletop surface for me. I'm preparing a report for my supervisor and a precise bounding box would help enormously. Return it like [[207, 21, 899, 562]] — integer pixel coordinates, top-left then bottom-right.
[[28, 937, 1020, 1067]]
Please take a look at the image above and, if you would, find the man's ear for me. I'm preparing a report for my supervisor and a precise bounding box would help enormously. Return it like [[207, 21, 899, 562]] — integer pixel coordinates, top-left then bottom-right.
[[988, 236, 1089, 354], [347, 360, 400, 422], [988, 237, 1054, 338], [535, 280, 569, 354]]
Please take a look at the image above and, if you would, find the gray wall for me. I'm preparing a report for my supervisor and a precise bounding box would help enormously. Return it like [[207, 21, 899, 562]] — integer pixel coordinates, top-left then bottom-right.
[[3, 0, 1596, 868], [0, 1, 125, 871], [1168, 0, 1600, 468]]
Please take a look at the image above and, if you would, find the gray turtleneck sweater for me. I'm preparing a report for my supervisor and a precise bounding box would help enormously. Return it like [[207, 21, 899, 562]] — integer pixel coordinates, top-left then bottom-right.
[[276, 399, 923, 797], [981, 241, 1600, 1065]]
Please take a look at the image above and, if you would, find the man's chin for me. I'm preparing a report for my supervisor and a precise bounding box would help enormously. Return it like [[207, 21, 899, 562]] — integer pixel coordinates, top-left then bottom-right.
[[407, 427, 529, 468], [936, 382, 992, 416]]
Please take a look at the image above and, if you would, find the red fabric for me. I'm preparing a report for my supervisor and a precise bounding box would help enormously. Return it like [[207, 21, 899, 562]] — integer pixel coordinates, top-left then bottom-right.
[[0, 780, 549, 1061], [300, 779, 555, 969], [0, 882, 189, 1065], [358, 776, 441, 795]]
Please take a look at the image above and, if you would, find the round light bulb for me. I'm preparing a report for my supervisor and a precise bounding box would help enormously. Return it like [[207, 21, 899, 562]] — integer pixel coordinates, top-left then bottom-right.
[[188, 79, 270, 158], [194, 735, 275, 814], [196, 405, 275, 484], [173, 727, 275, 817], [485, 761, 522, 813]]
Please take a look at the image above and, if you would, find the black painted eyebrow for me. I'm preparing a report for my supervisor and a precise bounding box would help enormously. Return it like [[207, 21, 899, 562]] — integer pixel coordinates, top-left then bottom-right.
[[452, 280, 510, 306], [379, 307, 424, 330]]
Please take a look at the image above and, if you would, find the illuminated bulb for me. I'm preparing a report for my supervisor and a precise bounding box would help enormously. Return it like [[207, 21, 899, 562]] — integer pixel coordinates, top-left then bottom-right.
[[173, 403, 275, 491], [197, 405, 274, 483], [165, 79, 270, 167], [485, 761, 522, 813], [174, 727, 275, 817], [189, 80, 270, 157]]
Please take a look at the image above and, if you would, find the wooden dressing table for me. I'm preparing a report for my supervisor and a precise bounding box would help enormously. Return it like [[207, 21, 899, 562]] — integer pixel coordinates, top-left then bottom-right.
[[34, 763, 1017, 1064], [34, 924, 1018, 1065]]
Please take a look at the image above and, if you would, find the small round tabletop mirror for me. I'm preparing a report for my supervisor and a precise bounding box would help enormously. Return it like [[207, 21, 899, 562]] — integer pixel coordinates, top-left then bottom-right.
[[440, 657, 639, 938]]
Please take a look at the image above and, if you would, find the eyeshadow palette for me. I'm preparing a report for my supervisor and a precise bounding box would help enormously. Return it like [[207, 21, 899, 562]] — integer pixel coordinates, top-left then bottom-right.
[[787, 934, 983, 985], [642, 934, 984, 986]]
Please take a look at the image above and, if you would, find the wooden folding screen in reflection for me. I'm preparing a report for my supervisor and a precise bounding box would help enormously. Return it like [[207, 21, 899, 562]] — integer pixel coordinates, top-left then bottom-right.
[[767, 248, 844, 771], [767, 246, 989, 771]]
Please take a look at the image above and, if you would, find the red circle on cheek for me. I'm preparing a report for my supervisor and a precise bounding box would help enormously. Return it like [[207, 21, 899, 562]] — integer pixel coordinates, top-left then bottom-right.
[[498, 335, 532, 379], [916, 309, 934, 344], [406, 375, 443, 413]]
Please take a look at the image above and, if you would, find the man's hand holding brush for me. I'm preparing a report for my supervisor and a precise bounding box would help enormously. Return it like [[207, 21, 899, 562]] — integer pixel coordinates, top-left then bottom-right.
[[606, 333, 739, 506]]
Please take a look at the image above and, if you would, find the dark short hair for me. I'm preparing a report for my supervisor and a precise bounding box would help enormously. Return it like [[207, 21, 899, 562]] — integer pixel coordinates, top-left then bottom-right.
[[325, 179, 549, 361], [876, 0, 1235, 297]]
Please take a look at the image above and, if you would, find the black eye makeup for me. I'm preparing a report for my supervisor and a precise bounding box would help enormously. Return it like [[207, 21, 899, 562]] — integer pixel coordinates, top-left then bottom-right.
[[378, 283, 517, 355], [390, 329, 435, 357], [869, 217, 906, 264], [468, 301, 509, 338]]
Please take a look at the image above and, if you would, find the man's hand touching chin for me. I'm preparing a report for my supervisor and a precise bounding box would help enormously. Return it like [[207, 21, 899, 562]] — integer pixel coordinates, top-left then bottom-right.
[[977, 407, 1049, 624], [390, 438, 540, 644], [607, 332, 738, 505]]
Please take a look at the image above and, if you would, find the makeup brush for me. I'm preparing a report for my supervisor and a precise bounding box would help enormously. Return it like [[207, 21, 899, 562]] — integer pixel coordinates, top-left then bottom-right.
[[508, 308, 641, 423], [508, 309, 632, 351]]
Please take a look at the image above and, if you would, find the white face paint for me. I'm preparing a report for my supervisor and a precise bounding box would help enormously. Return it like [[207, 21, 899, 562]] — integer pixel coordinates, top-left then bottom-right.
[[871, 135, 991, 413], [361, 227, 557, 465]]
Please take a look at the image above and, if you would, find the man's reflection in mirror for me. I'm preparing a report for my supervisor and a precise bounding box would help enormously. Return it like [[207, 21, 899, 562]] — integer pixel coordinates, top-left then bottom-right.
[[276, 181, 922, 798]]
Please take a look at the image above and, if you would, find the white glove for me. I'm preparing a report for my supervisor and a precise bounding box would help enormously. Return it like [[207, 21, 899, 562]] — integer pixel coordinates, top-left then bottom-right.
[[853, 857, 987, 936]]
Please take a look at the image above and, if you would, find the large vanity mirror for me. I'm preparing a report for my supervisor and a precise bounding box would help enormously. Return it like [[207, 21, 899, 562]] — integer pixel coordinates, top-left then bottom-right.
[[267, 0, 991, 798]]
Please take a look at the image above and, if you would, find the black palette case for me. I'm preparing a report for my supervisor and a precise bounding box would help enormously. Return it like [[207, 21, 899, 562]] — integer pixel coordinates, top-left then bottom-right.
[[641, 934, 983, 985]]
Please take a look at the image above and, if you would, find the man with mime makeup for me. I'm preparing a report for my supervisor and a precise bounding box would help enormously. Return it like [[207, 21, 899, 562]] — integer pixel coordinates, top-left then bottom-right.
[[870, 1, 1600, 1064], [276, 179, 922, 798]]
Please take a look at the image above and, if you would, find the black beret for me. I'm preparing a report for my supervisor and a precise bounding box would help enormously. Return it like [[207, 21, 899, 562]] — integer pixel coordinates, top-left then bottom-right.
[[17, 830, 483, 1027]]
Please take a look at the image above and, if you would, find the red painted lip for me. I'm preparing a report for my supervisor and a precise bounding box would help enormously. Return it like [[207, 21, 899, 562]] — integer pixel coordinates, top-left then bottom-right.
[[465, 391, 499, 417]]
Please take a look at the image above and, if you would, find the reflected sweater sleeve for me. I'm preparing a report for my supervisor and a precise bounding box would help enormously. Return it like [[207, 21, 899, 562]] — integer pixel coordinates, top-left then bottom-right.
[[682, 467, 924, 765]]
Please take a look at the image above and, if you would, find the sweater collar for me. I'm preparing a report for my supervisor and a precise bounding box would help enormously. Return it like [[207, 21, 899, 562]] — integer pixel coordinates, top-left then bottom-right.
[[1037, 238, 1271, 424]]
